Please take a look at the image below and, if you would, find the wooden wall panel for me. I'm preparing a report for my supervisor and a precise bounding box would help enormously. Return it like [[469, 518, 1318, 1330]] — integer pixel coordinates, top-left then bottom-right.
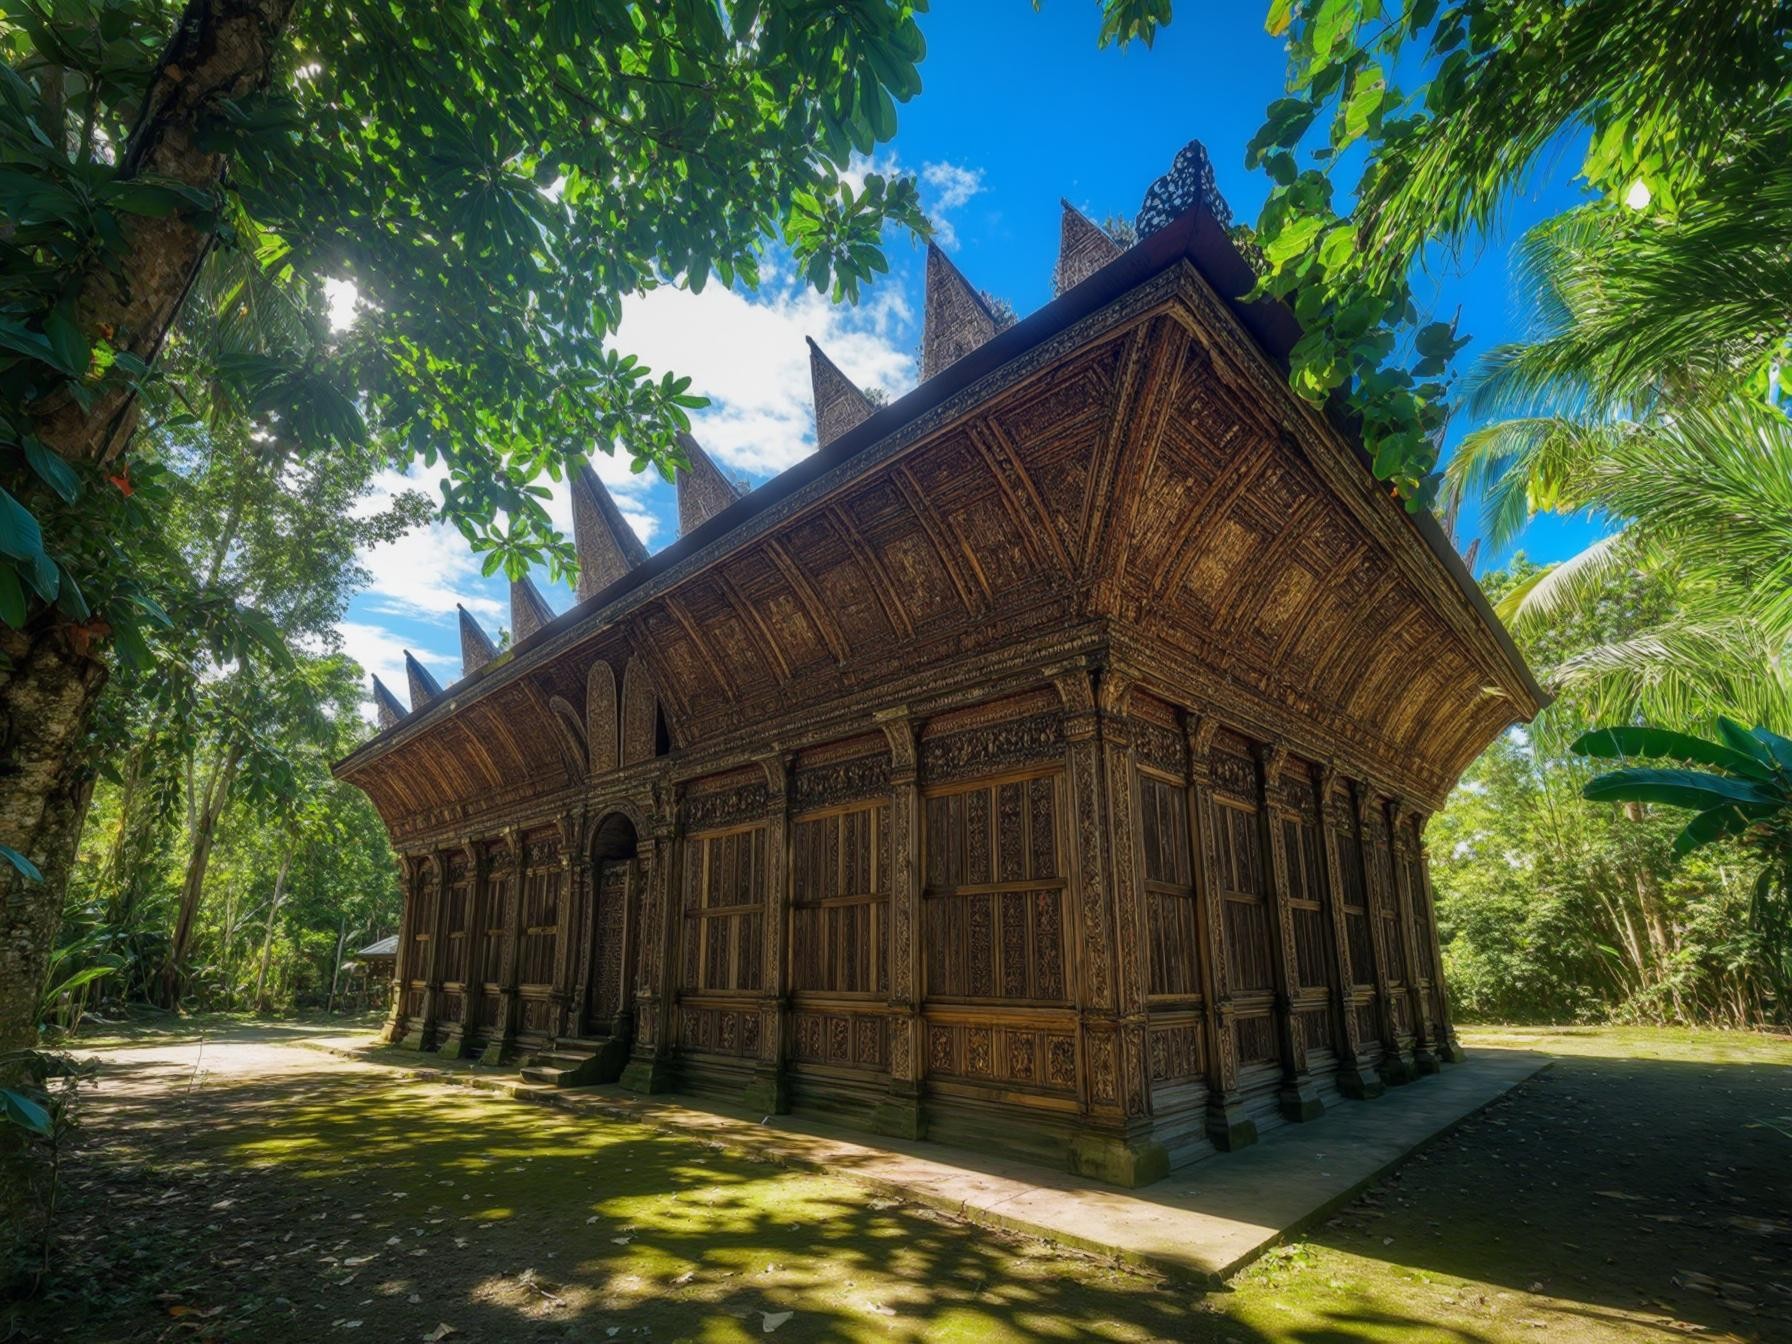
[[922, 772, 1067, 1004], [791, 803, 889, 997]]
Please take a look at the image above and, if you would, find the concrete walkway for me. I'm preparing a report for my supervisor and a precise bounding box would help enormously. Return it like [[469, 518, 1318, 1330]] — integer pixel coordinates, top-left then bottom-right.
[[304, 1031, 1548, 1282]]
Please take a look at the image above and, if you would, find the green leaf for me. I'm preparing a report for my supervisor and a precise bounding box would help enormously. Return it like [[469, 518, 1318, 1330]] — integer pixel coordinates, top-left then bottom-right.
[[1571, 726, 1776, 782], [1673, 804, 1765, 856], [0, 487, 45, 563], [1581, 767, 1781, 811], [23, 438, 79, 504], [0, 844, 42, 883], [44, 307, 89, 379], [1, 1087, 52, 1137], [0, 566, 24, 627]]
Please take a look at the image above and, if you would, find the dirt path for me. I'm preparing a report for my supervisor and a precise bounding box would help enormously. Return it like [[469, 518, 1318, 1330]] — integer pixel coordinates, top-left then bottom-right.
[[5, 1023, 1789, 1342]]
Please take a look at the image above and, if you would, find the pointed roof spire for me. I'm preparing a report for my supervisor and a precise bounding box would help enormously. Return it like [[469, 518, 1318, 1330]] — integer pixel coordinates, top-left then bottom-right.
[[570, 461, 649, 601], [921, 241, 1000, 382], [370, 674, 407, 730], [457, 604, 498, 677], [1055, 199, 1123, 295], [403, 651, 442, 710], [674, 432, 745, 536], [807, 337, 877, 450], [510, 574, 555, 644]]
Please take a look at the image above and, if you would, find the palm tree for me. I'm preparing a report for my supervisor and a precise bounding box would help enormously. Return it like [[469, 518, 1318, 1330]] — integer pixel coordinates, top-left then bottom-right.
[[1442, 202, 1792, 735]]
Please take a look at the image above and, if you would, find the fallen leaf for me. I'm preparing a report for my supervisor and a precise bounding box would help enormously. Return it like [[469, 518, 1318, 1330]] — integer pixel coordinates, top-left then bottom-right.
[[422, 1326, 459, 1343], [761, 1311, 793, 1333]]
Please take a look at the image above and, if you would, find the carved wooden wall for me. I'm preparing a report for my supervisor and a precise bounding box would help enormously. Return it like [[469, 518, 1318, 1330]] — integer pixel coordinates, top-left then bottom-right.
[[517, 829, 562, 1037], [784, 737, 893, 1076], [475, 840, 509, 1032], [586, 662, 619, 775], [344, 224, 1531, 1179]]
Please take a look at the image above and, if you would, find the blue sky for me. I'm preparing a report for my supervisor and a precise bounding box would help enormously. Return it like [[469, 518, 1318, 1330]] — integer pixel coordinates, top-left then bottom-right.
[[340, 4, 1608, 715]]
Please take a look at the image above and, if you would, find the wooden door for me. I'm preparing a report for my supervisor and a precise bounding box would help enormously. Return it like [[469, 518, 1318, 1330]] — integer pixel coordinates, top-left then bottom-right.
[[586, 860, 631, 1031]]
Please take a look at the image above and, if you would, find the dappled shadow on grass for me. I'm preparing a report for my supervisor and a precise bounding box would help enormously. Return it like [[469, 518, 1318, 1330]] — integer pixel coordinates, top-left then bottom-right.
[[1302, 1052, 1792, 1339], [13, 1043, 1522, 1344]]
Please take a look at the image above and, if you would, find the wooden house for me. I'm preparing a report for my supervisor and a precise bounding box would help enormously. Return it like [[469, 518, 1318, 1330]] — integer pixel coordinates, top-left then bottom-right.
[[333, 145, 1544, 1186]]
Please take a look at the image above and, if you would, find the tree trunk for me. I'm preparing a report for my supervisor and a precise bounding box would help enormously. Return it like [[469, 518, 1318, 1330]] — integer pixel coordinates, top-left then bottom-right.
[[160, 745, 241, 1006], [0, 0, 298, 1061], [0, 624, 107, 1058], [252, 845, 295, 1012], [326, 911, 348, 1014]]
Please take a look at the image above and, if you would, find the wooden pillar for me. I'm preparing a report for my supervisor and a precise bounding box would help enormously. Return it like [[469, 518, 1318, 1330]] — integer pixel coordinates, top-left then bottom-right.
[[1317, 766, 1383, 1098], [1389, 801, 1441, 1074], [1360, 786, 1415, 1084], [482, 827, 525, 1065], [1254, 743, 1324, 1122], [871, 710, 925, 1140], [1056, 665, 1165, 1186], [435, 836, 477, 1058], [551, 812, 583, 1041], [1185, 715, 1256, 1149], [382, 855, 422, 1044], [744, 752, 794, 1115], [461, 839, 489, 1055], [400, 852, 448, 1050], [1414, 821, 1466, 1063], [622, 779, 681, 1093]]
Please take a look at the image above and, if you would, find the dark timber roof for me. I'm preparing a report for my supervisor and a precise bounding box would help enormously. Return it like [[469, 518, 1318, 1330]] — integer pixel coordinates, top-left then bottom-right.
[[337, 194, 1544, 777]]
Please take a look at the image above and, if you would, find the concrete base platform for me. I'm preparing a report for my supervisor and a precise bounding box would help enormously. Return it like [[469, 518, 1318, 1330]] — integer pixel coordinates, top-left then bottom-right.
[[302, 1033, 1546, 1283]]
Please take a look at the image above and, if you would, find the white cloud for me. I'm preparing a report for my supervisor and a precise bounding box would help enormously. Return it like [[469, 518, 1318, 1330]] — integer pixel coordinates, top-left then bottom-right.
[[615, 275, 916, 477], [921, 161, 985, 248], [353, 467, 505, 625]]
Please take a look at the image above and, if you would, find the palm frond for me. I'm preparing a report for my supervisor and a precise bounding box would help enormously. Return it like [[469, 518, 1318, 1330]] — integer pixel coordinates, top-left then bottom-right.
[[1550, 618, 1792, 736], [1499, 531, 1632, 632]]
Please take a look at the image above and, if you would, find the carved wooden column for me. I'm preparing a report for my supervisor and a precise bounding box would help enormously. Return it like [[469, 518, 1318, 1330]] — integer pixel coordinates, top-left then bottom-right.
[[460, 838, 489, 1056], [1316, 766, 1382, 1099], [551, 811, 583, 1041], [1388, 801, 1440, 1075], [1056, 666, 1166, 1186], [435, 836, 478, 1058], [485, 826, 525, 1064], [744, 752, 794, 1115], [1254, 743, 1324, 1122], [383, 854, 422, 1044], [1186, 715, 1256, 1150], [871, 711, 925, 1140], [1414, 821, 1466, 1063], [1359, 786, 1414, 1084], [622, 779, 681, 1094]]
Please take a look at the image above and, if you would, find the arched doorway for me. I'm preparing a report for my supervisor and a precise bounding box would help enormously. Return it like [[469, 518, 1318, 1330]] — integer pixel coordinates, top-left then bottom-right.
[[584, 812, 639, 1038]]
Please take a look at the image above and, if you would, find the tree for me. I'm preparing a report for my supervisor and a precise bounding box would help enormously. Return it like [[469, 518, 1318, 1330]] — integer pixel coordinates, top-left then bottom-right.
[[1, 0, 933, 1057], [1233, 0, 1792, 500]]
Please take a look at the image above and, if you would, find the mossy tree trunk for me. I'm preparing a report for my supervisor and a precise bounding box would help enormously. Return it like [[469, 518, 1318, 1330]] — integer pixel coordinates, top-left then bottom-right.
[[0, 0, 297, 1065]]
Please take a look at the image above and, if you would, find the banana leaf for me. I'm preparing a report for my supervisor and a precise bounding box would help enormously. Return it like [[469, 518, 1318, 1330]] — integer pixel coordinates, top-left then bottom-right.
[[1573, 725, 1776, 781], [1581, 767, 1783, 810]]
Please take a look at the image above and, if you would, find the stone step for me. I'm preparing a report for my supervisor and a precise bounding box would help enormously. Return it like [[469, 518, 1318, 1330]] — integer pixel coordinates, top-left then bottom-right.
[[550, 1036, 610, 1057], [518, 1035, 629, 1088]]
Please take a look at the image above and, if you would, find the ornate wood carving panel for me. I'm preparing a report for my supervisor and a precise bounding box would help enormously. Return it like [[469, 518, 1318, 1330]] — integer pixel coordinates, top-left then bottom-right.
[[791, 802, 889, 997], [680, 826, 767, 995], [925, 1016, 1079, 1095], [922, 772, 1066, 1004], [518, 830, 561, 990], [1139, 772, 1201, 1000], [441, 851, 471, 985], [588, 861, 630, 1023]]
